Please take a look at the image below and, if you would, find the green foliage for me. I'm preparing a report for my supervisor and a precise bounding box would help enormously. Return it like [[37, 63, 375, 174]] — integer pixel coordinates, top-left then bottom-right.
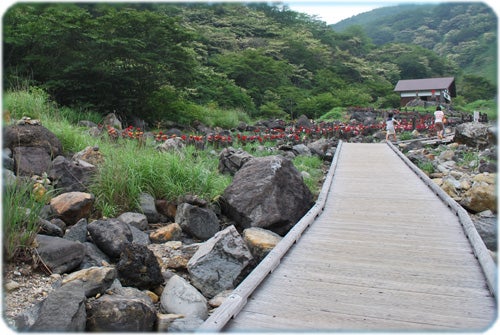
[[90, 142, 231, 217], [2, 1, 496, 120], [292, 155, 324, 196], [3, 179, 51, 261], [418, 162, 435, 175], [2, 87, 53, 120], [333, 3, 497, 83], [454, 99, 497, 121], [318, 107, 346, 121]]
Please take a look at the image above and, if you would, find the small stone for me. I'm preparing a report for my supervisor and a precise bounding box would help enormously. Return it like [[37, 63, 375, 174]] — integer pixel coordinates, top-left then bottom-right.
[[5, 280, 21, 292]]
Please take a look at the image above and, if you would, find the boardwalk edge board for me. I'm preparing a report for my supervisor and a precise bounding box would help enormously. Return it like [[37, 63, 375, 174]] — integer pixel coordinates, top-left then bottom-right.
[[197, 141, 345, 332], [387, 141, 497, 298]]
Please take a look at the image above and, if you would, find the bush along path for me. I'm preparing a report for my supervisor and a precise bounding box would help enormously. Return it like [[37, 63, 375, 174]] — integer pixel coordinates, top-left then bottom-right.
[[2, 112, 496, 332]]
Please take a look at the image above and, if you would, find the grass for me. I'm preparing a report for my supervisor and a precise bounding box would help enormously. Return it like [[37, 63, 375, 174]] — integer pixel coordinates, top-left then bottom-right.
[[1, 86, 326, 259], [2, 178, 52, 261], [90, 141, 231, 217]]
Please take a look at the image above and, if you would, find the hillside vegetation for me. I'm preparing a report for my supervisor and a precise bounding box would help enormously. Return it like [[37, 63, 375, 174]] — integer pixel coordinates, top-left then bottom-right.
[[332, 2, 498, 83], [2, 2, 497, 127]]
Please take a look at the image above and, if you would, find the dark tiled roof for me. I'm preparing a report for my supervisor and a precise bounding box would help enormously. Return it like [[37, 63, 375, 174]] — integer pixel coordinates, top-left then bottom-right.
[[394, 77, 455, 95]]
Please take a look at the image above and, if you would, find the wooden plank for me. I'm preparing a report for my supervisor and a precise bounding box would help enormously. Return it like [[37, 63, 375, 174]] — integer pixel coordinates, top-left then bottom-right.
[[201, 143, 497, 332]]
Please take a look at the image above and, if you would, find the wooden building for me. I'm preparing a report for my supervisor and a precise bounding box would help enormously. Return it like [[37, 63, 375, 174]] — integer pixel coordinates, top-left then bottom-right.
[[394, 77, 456, 107]]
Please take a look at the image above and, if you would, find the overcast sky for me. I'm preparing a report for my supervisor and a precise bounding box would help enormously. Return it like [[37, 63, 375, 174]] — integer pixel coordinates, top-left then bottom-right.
[[284, 0, 499, 25]]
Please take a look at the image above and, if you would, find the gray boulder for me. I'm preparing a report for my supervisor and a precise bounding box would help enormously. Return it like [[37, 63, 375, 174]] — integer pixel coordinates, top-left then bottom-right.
[[117, 212, 148, 231], [222, 155, 314, 235], [78, 242, 111, 270], [28, 281, 87, 331], [218, 147, 253, 175], [47, 155, 97, 193], [12, 146, 52, 176], [35, 234, 85, 274], [175, 203, 220, 241], [187, 225, 253, 298], [160, 274, 208, 320], [87, 218, 133, 260], [454, 122, 496, 149]]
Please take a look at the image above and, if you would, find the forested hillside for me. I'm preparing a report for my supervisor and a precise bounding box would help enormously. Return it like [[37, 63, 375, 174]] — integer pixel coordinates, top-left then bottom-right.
[[2, 2, 497, 126], [332, 2, 497, 83]]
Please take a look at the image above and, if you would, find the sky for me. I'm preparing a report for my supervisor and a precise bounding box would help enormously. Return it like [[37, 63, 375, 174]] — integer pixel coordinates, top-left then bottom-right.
[[284, 0, 500, 25], [285, 1, 395, 25]]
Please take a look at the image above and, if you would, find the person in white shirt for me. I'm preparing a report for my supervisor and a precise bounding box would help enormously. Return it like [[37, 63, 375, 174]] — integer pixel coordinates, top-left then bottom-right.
[[434, 106, 445, 139], [385, 112, 400, 142]]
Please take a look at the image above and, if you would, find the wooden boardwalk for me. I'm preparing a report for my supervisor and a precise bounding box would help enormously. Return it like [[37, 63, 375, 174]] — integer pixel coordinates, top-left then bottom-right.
[[200, 142, 497, 332]]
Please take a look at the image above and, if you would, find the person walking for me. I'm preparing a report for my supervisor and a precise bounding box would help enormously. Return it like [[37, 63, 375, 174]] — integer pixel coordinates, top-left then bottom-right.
[[434, 106, 445, 139], [385, 112, 400, 142]]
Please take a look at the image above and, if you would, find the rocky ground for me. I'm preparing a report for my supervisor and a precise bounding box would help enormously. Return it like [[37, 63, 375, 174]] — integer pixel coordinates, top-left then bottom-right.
[[2, 262, 61, 328], [2, 119, 497, 330]]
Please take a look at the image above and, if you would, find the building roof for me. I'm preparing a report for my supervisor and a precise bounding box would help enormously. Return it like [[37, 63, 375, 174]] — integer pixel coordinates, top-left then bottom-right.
[[394, 77, 456, 96]]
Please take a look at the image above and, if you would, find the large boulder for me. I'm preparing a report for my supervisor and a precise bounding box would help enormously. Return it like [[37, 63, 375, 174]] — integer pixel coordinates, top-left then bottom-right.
[[35, 234, 85, 274], [454, 122, 496, 149], [187, 225, 253, 298], [175, 203, 220, 241], [3, 124, 62, 177], [222, 155, 314, 235], [48, 156, 97, 193]]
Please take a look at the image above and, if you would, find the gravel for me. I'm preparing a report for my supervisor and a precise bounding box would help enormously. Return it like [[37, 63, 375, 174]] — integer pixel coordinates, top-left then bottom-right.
[[2, 262, 60, 329]]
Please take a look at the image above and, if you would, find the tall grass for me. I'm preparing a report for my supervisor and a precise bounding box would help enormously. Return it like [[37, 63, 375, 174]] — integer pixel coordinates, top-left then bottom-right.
[[2, 179, 51, 261], [90, 141, 232, 217]]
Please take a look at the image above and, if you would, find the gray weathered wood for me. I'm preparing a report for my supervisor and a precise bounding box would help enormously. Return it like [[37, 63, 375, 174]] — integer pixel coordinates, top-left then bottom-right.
[[199, 142, 497, 332]]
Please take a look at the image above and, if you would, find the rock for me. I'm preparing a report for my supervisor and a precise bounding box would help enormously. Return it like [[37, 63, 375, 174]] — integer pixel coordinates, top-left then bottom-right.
[[243, 227, 282, 262], [49, 191, 94, 225], [187, 225, 253, 298], [3, 124, 63, 158], [167, 316, 205, 332], [222, 155, 314, 235], [296, 114, 313, 129], [63, 218, 88, 243], [160, 274, 208, 320], [149, 223, 182, 243], [139, 192, 165, 224], [35, 234, 85, 274], [72, 146, 104, 166], [86, 287, 156, 332], [87, 218, 133, 260], [157, 137, 185, 152], [156, 313, 184, 332], [28, 281, 87, 331], [116, 243, 163, 290], [102, 112, 122, 130], [208, 290, 232, 308], [175, 203, 220, 241], [117, 212, 148, 231], [12, 146, 52, 176], [454, 122, 495, 149], [78, 242, 111, 269], [471, 211, 497, 251], [61, 266, 117, 297], [460, 181, 497, 213], [218, 147, 254, 175], [129, 224, 151, 245], [292, 144, 312, 156], [148, 241, 200, 270], [37, 218, 64, 237], [48, 155, 97, 193], [307, 138, 333, 159]]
